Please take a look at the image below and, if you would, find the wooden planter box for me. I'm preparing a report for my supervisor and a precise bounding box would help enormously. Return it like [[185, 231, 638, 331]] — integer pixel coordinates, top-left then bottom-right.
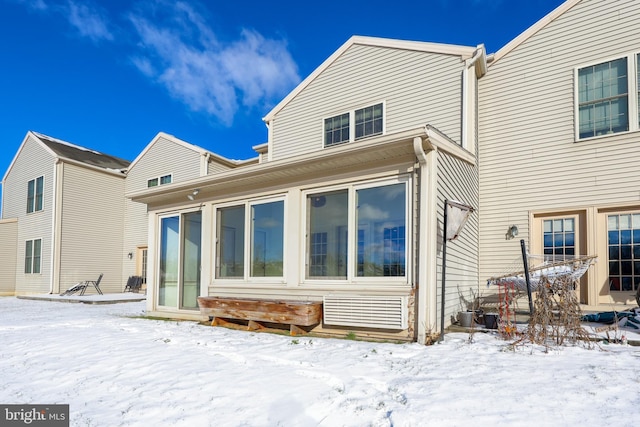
[[197, 297, 322, 335]]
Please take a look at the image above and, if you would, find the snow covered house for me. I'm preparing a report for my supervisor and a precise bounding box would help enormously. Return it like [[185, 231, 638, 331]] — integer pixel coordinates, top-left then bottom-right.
[[0, 132, 130, 295], [129, 36, 487, 343], [478, 0, 640, 308]]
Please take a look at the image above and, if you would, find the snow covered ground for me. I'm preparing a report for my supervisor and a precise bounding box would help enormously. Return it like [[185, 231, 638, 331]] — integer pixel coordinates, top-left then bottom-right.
[[1, 297, 639, 427]]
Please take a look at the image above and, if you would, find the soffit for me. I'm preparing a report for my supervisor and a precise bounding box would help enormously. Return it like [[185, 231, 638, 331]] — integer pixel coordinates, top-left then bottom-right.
[[128, 128, 424, 208]]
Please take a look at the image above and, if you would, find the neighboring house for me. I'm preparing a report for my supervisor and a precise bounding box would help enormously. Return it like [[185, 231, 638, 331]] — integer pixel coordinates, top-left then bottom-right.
[[129, 36, 487, 343], [122, 132, 258, 288], [0, 131, 130, 295], [478, 0, 640, 307]]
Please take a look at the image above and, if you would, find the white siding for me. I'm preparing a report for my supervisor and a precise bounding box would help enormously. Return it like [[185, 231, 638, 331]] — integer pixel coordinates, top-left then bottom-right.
[[58, 163, 125, 293], [271, 44, 464, 161], [478, 0, 640, 284], [4, 135, 55, 293], [208, 160, 233, 175], [0, 218, 17, 294]]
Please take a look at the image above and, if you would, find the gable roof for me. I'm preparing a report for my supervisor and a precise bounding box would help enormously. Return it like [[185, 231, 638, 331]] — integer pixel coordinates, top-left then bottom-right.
[[2, 131, 130, 183], [126, 132, 257, 174], [34, 132, 131, 171], [262, 35, 479, 123], [490, 0, 581, 65]]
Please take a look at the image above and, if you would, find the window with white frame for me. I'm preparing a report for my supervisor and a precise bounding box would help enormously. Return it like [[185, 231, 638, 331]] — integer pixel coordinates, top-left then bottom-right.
[[324, 103, 384, 147], [576, 54, 640, 139], [305, 178, 408, 281], [148, 174, 172, 188], [24, 238, 42, 274], [215, 198, 285, 279], [27, 176, 44, 213]]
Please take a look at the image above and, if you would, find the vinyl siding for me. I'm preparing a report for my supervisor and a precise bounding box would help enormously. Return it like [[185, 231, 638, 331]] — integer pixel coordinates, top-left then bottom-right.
[[0, 219, 17, 294], [123, 135, 204, 281], [208, 160, 233, 175], [436, 152, 479, 327], [271, 44, 464, 161], [478, 0, 640, 283], [4, 135, 55, 293], [58, 163, 125, 293]]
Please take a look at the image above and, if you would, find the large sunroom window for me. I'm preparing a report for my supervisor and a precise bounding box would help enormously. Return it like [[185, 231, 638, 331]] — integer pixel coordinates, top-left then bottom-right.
[[305, 180, 407, 280], [216, 199, 285, 279]]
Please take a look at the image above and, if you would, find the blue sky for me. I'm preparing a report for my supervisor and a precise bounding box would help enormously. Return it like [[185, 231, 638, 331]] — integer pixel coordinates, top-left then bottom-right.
[[0, 0, 564, 182]]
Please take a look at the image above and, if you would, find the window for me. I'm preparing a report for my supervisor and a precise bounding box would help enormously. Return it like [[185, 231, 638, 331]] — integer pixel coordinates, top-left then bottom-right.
[[543, 218, 575, 261], [305, 180, 408, 281], [24, 238, 42, 274], [355, 104, 383, 140], [27, 176, 44, 213], [148, 174, 172, 188], [307, 191, 348, 279], [324, 113, 350, 147], [215, 198, 285, 279], [324, 103, 384, 147], [576, 54, 640, 140], [607, 213, 640, 292]]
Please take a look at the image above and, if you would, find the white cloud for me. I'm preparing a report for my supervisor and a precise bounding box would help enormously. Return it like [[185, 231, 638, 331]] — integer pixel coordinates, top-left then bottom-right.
[[358, 204, 390, 222], [128, 2, 300, 125], [65, 1, 113, 42]]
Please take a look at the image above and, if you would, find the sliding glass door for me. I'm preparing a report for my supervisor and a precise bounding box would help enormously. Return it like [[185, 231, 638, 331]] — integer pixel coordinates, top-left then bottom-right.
[[159, 211, 202, 310]]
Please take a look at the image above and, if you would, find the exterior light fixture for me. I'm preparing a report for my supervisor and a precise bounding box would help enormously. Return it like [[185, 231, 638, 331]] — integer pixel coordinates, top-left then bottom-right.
[[187, 189, 200, 201], [506, 225, 519, 239], [127, 252, 133, 259]]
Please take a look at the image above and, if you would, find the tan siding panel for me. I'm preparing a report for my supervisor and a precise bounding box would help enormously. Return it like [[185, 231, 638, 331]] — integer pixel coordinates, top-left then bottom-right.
[[4, 135, 55, 293], [124, 136, 204, 282], [58, 163, 125, 293], [478, 0, 640, 284], [271, 45, 464, 161], [0, 219, 18, 294], [436, 152, 479, 328]]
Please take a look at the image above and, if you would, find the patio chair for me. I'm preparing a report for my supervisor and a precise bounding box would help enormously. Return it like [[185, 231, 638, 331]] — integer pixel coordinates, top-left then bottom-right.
[[60, 273, 104, 296], [124, 276, 143, 293]]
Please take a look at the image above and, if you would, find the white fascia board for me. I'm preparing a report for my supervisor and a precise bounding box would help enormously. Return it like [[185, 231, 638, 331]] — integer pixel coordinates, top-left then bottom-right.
[[491, 0, 581, 66], [263, 36, 477, 123]]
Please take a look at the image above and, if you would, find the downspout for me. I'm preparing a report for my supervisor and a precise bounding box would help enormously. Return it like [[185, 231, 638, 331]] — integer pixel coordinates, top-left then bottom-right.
[[413, 136, 438, 344], [200, 152, 211, 176]]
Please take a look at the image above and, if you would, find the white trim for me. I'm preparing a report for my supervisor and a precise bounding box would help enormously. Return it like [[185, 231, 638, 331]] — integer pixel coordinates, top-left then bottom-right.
[[323, 101, 386, 148], [491, 0, 581, 66], [300, 176, 411, 286], [264, 36, 476, 122], [574, 52, 640, 141], [147, 173, 173, 188], [212, 194, 288, 284]]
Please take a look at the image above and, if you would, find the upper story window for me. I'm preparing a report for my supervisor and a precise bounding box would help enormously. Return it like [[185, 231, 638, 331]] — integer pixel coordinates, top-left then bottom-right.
[[576, 54, 640, 140], [324, 102, 384, 148], [148, 174, 172, 188], [355, 104, 383, 140], [27, 176, 44, 213]]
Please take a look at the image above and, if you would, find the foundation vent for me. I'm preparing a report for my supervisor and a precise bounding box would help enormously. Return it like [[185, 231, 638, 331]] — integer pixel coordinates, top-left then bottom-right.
[[322, 296, 407, 330]]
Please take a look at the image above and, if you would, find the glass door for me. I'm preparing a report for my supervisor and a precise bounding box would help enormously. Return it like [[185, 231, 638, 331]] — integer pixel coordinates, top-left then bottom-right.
[[158, 212, 202, 310]]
